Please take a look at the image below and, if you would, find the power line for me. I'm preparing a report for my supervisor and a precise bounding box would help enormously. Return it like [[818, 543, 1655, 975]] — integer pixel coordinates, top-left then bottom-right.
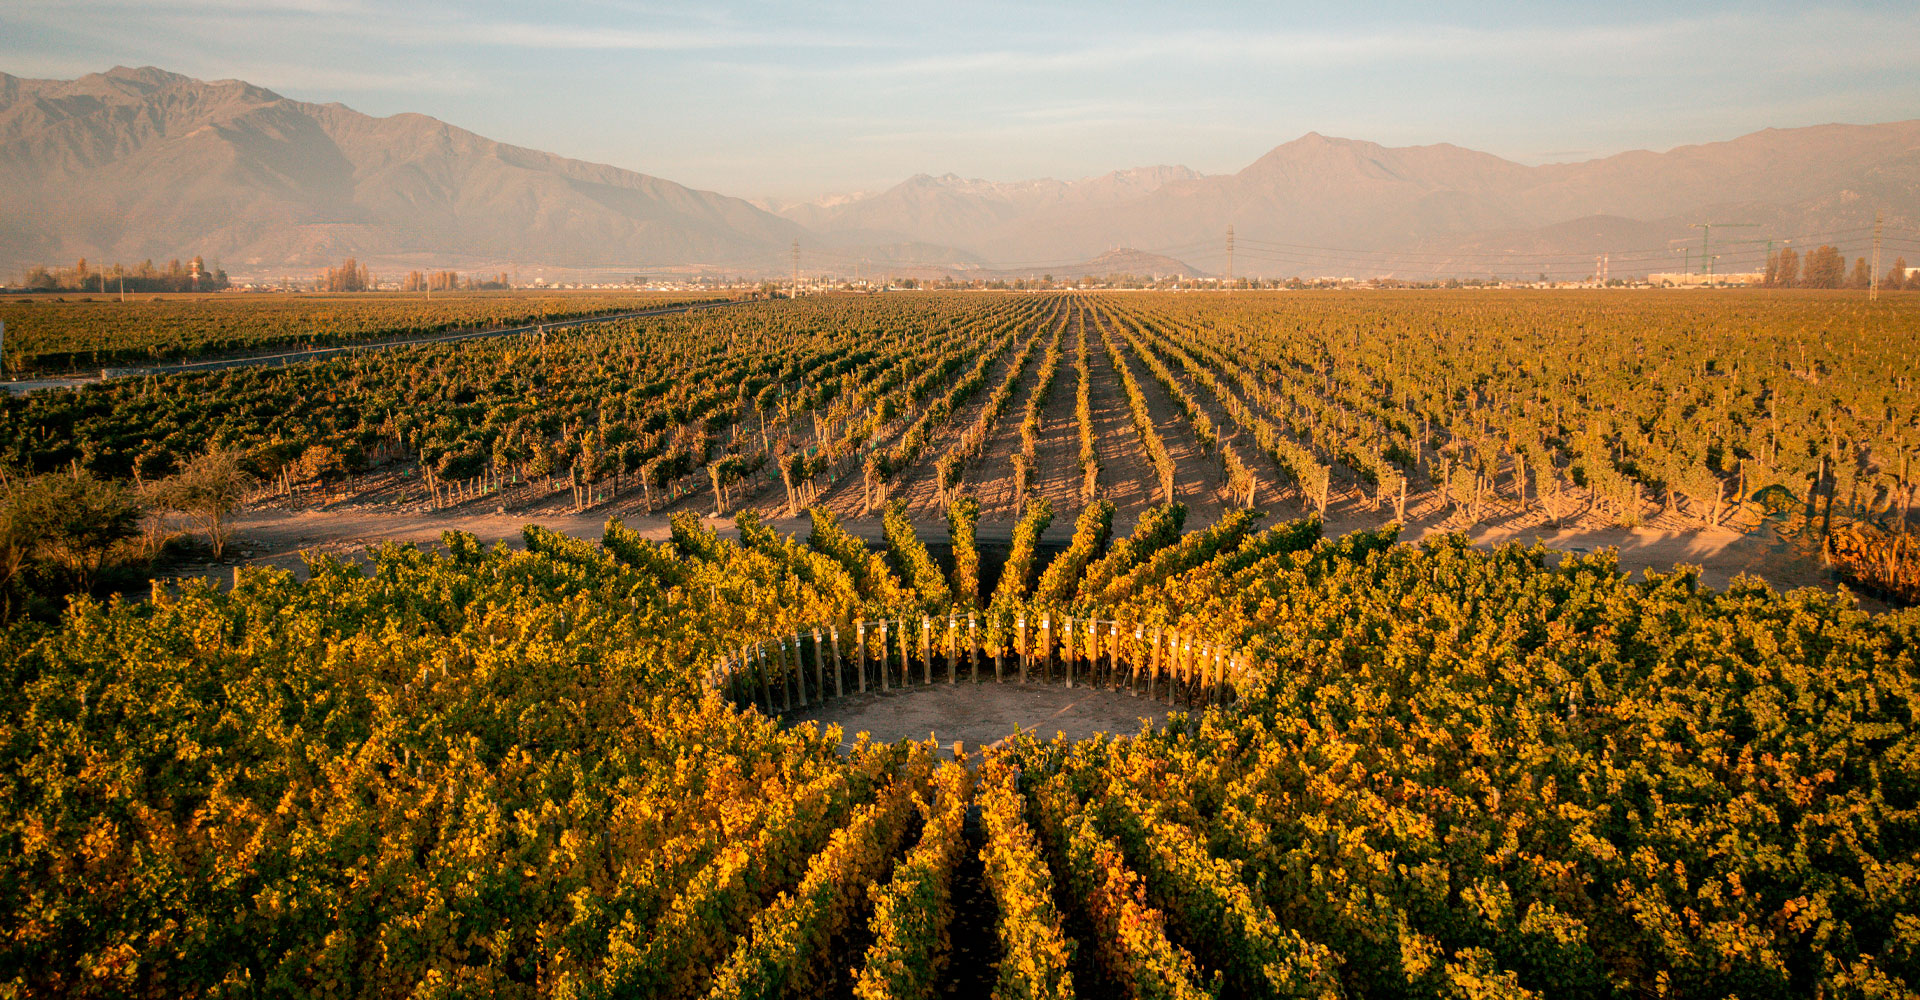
[[1870, 214, 1884, 302], [1225, 225, 1234, 293]]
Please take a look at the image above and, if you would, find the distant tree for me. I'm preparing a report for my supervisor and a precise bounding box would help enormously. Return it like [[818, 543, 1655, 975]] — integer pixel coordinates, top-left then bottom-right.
[[1848, 256, 1872, 289], [1772, 247, 1801, 287], [1886, 257, 1909, 291], [322, 258, 372, 292], [155, 446, 256, 560], [1802, 245, 1845, 289]]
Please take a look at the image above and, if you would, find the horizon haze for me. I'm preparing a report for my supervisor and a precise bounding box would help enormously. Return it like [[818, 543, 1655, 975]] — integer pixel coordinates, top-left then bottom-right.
[[3, 65, 1916, 282], [5, 1, 1917, 200]]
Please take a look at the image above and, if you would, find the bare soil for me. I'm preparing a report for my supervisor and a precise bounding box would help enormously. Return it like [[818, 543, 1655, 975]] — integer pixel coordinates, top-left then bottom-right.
[[1024, 301, 1093, 514], [971, 299, 1069, 518], [1089, 304, 1225, 520], [191, 503, 1843, 601], [1080, 305, 1168, 511], [783, 682, 1171, 758], [886, 320, 1048, 518]]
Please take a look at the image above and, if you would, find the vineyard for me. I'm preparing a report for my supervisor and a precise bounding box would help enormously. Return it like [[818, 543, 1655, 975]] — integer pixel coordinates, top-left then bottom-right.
[[1, 288, 1918, 997], [2, 500, 1916, 998], [0, 290, 723, 374], [1, 288, 1914, 599]]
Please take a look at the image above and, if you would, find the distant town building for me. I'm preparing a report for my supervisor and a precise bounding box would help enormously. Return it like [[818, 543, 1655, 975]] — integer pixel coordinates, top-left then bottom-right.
[[1647, 272, 1764, 287]]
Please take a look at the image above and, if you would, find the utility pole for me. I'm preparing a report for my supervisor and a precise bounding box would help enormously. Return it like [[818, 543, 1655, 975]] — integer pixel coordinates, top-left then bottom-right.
[[1596, 253, 1609, 285], [1225, 225, 1234, 293], [791, 238, 800, 298], [1870, 213, 1883, 302], [1689, 221, 1757, 285]]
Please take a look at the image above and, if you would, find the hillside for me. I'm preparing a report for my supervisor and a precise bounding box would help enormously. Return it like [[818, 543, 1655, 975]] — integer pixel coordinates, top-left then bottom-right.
[[0, 66, 803, 277], [960, 126, 1920, 274], [4, 67, 1917, 279]]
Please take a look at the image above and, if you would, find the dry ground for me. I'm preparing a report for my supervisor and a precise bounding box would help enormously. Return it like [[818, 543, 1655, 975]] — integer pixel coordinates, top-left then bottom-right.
[[782, 682, 1171, 758], [177, 501, 1849, 604]]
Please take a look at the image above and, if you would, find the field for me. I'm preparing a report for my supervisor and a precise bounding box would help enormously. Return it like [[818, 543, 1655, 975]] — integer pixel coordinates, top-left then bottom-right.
[[3, 289, 1919, 997], [2, 290, 1914, 584], [0, 289, 725, 374], [5, 507, 1918, 997]]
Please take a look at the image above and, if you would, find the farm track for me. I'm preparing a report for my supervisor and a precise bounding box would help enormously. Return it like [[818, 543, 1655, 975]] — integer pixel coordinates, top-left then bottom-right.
[[1029, 301, 1096, 513], [972, 302, 1067, 519], [1087, 303, 1226, 521], [1079, 305, 1168, 513]]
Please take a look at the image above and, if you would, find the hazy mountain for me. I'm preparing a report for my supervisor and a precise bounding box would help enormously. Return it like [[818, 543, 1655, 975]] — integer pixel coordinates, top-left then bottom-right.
[[0, 66, 803, 277], [925, 126, 1920, 277], [986, 246, 1206, 281], [4, 67, 1915, 281], [778, 165, 1203, 259]]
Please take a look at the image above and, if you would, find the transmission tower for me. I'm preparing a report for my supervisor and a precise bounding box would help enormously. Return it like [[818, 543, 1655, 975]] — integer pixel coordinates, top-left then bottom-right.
[[1689, 221, 1757, 283], [1225, 225, 1235, 293], [790, 239, 800, 298], [1870, 214, 1883, 302], [1596, 253, 1609, 285]]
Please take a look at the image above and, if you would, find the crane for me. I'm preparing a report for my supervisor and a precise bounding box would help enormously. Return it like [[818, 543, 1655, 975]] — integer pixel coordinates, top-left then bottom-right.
[[1689, 222, 1758, 284]]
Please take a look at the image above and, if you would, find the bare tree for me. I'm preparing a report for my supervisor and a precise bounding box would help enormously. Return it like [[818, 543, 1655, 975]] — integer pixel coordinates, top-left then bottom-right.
[[157, 447, 256, 559]]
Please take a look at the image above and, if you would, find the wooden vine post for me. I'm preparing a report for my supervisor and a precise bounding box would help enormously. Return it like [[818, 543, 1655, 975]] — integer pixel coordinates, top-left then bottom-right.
[[780, 638, 798, 710], [1017, 614, 1028, 684], [1086, 619, 1099, 686], [969, 612, 980, 684], [1041, 613, 1053, 683], [899, 619, 913, 688], [1063, 617, 1075, 689], [831, 627, 844, 698], [1148, 628, 1162, 701], [921, 616, 933, 685], [754, 644, 772, 713], [946, 614, 959, 684], [855, 622, 869, 694], [811, 630, 826, 703], [1132, 626, 1145, 697]]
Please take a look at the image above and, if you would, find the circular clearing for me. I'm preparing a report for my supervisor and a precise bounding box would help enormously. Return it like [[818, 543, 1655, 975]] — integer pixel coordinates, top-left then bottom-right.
[[783, 682, 1173, 756]]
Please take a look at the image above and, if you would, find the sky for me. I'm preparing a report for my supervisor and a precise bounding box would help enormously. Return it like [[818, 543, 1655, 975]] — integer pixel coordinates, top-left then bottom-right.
[[5, 1, 1918, 202]]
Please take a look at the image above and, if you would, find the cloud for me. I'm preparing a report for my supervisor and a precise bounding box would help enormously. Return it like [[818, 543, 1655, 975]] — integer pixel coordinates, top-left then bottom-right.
[[738, 9, 1920, 85]]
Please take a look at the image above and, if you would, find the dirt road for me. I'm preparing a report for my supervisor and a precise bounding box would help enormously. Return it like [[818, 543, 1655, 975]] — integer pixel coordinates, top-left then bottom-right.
[[181, 500, 1854, 608]]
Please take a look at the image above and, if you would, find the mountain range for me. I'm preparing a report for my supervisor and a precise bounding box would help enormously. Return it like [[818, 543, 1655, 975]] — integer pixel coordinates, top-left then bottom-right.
[[3, 66, 1916, 281]]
